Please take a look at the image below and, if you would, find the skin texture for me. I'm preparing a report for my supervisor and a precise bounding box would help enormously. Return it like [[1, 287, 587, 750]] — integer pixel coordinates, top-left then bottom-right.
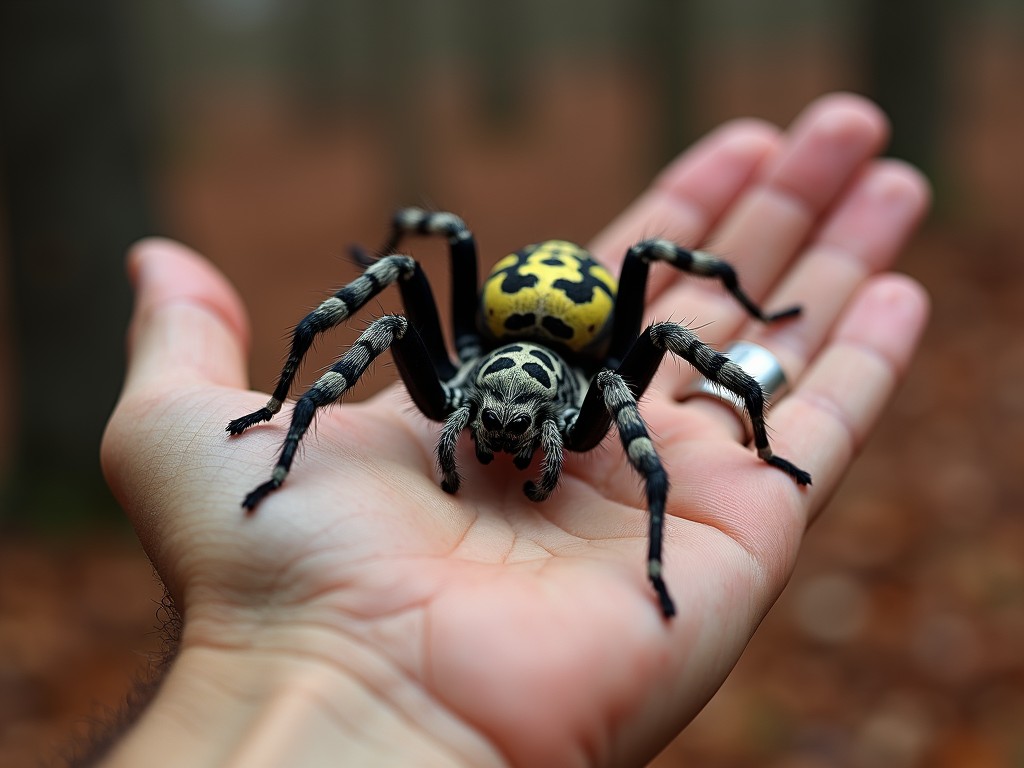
[[101, 93, 930, 767]]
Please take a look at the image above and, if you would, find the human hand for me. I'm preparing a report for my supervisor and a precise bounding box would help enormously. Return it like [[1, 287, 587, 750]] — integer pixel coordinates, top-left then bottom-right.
[[101, 93, 929, 767]]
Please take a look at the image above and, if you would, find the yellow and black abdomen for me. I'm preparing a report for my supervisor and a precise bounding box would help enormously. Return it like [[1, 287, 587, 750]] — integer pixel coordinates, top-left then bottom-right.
[[479, 240, 618, 358]]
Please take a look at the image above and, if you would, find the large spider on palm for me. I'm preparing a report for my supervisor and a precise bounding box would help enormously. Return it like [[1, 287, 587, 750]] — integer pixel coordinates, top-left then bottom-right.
[[227, 208, 811, 617]]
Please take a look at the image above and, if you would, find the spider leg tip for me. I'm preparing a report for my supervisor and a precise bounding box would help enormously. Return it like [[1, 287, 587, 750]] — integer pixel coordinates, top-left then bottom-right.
[[241, 478, 282, 511], [523, 480, 551, 503], [227, 409, 274, 436], [349, 243, 376, 266], [770, 456, 812, 486], [767, 305, 802, 322], [651, 578, 677, 619]]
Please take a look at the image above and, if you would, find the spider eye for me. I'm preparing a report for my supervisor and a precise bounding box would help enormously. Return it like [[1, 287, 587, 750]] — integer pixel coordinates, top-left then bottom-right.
[[506, 414, 532, 435], [481, 409, 502, 431]]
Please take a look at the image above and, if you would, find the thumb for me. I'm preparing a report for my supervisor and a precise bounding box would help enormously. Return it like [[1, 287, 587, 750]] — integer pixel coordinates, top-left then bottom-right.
[[122, 237, 251, 396]]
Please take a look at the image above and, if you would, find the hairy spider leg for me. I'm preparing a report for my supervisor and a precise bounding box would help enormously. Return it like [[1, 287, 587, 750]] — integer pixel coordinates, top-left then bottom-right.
[[585, 322, 812, 487], [522, 418, 566, 502], [606, 239, 802, 368], [227, 245, 466, 434], [644, 322, 811, 484], [226, 255, 418, 434], [436, 405, 472, 495], [375, 207, 483, 364], [594, 369, 675, 617], [240, 315, 453, 510], [567, 322, 811, 619], [565, 336, 671, 616]]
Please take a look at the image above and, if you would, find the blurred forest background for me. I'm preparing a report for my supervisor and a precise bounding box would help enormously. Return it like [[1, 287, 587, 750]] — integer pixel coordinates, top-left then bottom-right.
[[1, 1, 1023, 766]]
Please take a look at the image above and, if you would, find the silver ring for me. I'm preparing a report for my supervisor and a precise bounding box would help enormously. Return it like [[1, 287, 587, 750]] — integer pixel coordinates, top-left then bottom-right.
[[683, 341, 788, 442]]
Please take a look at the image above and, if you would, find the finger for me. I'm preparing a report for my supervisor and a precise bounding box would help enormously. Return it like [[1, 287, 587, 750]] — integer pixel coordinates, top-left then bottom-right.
[[744, 159, 930, 378], [771, 274, 930, 520], [649, 93, 890, 342], [589, 118, 781, 277], [123, 237, 251, 396], [680, 159, 931, 436]]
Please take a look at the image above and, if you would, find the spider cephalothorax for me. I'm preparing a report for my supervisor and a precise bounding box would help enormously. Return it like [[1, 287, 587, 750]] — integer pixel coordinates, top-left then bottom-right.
[[444, 341, 584, 501], [228, 208, 811, 618]]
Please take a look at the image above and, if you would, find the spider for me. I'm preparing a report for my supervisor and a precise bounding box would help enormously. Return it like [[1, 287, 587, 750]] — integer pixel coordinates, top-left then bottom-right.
[[227, 208, 811, 618]]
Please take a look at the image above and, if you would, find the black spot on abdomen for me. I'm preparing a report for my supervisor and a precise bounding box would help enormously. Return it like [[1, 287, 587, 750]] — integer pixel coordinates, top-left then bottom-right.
[[504, 313, 536, 331], [553, 274, 614, 304], [541, 315, 574, 339], [499, 271, 538, 293]]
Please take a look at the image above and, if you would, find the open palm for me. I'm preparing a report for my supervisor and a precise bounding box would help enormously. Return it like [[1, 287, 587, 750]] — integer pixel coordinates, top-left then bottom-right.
[[102, 94, 930, 767]]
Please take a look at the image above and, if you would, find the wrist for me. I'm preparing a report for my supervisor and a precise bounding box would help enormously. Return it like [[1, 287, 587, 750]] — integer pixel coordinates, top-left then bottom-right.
[[101, 623, 501, 768]]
